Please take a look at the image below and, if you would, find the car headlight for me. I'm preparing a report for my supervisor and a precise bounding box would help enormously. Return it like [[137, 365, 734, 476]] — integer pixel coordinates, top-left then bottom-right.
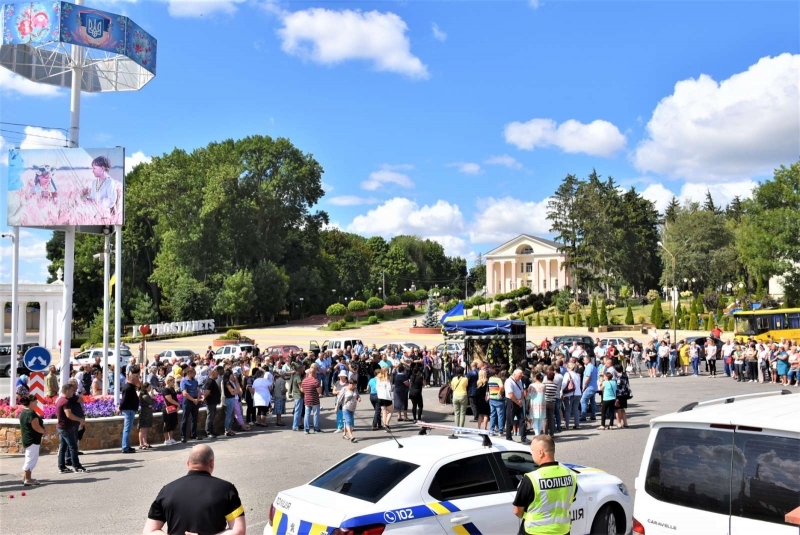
[[617, 483, 629, 496]]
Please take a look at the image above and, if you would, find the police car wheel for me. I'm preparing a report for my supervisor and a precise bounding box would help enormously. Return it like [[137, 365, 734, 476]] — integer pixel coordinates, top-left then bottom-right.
[[590, 504, 619, 535]]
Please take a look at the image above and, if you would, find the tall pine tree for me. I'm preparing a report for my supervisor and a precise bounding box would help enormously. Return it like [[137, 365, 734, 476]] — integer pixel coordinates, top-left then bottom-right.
[[599, 303, 608, 326], [589, 297, 599, 327]]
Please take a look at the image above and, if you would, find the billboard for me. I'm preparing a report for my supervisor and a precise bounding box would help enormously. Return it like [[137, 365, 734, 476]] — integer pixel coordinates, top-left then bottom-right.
[[60, 2, 126, 55], [6, 147, 124, 228]]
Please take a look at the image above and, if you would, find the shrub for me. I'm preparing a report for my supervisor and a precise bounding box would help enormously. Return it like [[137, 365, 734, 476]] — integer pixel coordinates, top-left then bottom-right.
[[480, 312, 490, 320], [407, 303, 416, 312], [609, 315, 622, 325], [401, 308, 411, 317], [494, 303, 501, 311], [385, 295, 402, 306], [575, 310, 584, 327], [625, 304, 634, 325], [688, 312, 698, 330], [471, 308, 480, 316], [703, 315, 712, 330], [599, 303, 608, 326], [651, 296, 664, 328], [535, 313, 542, 327], [415, 289, 429, 301], [326, 303, 347, 317], [525, 315, 532, 325], [343, 313, 355, 323], [646, 289, 660, 302], [504, 301, 519, 313], [589, 298, 599, 328], [348, 300, 367, 312], [328, 321, 342, 331], [518, 297, 530, 310], [366, 297, 384, 310], [218, 329, 241, 341], [376, 311, 386, 320], [510, 314, 519, 320], [636, 315, 646, 324], [562, 313, 570, 327], [401, 291, 417, 303], [472, 296, 486, 306], [726, 316, 734, 331], [368, 310, 376, 317], [368, 316, 378, 325], [490, 309, 501, 318]]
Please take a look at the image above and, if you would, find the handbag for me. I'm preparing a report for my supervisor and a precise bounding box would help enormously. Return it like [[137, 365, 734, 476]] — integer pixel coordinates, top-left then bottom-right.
[[165, 403, 177, 414]]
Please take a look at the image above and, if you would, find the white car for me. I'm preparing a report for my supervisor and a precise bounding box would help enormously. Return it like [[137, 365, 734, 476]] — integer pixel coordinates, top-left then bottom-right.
[[633, 390, 799, 535], [68, 348, 134, 370], [266, 429, 632, 535], [214, 344, 254, 359], [158, 348, 197, 362], [376, 342, 421, 354]]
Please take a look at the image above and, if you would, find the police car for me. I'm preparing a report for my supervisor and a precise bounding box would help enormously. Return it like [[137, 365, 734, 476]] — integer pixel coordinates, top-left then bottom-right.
[[266, 423, 632, 535]]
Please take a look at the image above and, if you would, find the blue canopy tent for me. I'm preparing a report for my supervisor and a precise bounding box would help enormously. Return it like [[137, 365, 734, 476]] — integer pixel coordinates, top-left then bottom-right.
[[442, 319, 526, 334], [442, 319, 527, 367]]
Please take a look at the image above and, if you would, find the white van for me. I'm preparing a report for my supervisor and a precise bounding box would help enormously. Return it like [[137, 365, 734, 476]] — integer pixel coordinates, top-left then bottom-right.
[[310, 338, 363, 356], [632, 390, 799, 535]]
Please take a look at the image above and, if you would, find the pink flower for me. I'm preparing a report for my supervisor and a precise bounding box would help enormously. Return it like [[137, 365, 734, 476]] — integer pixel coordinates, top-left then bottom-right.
[[32, 12, 49, 30], [17, 19, 31, 37]]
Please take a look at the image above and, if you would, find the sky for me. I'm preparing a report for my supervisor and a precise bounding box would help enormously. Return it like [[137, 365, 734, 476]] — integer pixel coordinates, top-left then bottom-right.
[[1, 0, 798, 284]]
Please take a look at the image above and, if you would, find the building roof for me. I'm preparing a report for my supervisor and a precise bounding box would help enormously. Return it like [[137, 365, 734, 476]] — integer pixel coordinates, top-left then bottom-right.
[[485, 234, 562, 257]]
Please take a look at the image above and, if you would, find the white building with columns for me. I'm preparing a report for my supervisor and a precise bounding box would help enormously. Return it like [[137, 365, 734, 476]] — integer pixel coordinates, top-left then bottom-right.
[[485, 234, 571, 296], [1, 278, 65, 350]]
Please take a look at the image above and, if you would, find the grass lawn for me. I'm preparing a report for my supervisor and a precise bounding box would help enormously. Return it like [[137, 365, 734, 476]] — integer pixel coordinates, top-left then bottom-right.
[[320, 308, 424, 331], [501, 299, 694, 324]]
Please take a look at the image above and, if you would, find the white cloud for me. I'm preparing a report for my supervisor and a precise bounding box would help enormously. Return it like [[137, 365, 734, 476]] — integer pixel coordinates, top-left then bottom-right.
[[348, 197, 464, 238], [640, 183, 676, 214], [0, 69, 62, 97], [634, 53, 800, 181], [0, 234, 47, 261], [321, 181, 334, 192], [448, 162, 482, 175], [468, 197, 551, 244], [361, 166, 415, 190], [529, 0, 541, 8], [322, 220, 342, 231], [328, 195, 380, 206], [432, 23, 447, 42], [276, 8, 429, 79], [504, 118, 626, 157], [484, 154, 523, 170], [0, 127, 68, 165], [161, 0, 246, 17], [125, 151, 151, 175], [679, 181, 756, 207], [428, 235, 470, 259]]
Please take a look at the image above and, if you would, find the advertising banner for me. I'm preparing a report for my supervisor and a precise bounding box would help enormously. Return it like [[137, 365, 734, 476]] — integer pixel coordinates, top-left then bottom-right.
[[125, 18, 156, 74], [2, 2, 61, 45], [59, 1, 126, 55], [6, 147, 125, 228]]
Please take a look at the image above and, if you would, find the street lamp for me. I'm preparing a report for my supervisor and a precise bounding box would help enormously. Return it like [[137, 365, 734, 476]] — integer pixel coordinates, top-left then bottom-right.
[[299, 297, 304, 319], [726, 282, 733, 294], [658, 241, 678, 343], [1, 230, 19, 406], [332, 289, 337, 303]]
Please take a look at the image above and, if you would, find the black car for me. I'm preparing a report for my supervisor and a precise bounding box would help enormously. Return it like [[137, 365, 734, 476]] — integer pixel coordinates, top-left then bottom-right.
[[0, 343, 41, 377], [684, 335, 724, 358], [552, 335, 596, 356]]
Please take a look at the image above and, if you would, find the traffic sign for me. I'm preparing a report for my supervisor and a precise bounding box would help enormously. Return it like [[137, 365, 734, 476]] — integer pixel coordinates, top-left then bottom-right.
[[23, 347, 52, 372]]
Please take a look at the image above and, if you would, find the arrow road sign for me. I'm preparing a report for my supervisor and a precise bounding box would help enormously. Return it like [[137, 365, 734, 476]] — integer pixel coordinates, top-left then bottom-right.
[[23, 347, 52, 373]]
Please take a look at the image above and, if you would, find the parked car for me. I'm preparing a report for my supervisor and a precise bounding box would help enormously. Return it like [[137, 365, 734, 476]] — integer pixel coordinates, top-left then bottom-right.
[[69, 348, 134, 371], [684, 335, 724, 358], [157, 349, 197, 362], [435, 342, 463, 355], [377, 342, 421, 354], [599, 337, 632, 350], [214, 344, 255, 359], [264, 345, 303, 360], [0, 343, 40, 377], [309, 338, 365, 357], [553, 335, 596, 355], [633, 390, 798, 535]]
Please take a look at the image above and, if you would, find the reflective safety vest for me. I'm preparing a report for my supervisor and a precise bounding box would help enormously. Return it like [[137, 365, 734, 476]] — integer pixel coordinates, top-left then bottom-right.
[[523, 464, 577, 535]]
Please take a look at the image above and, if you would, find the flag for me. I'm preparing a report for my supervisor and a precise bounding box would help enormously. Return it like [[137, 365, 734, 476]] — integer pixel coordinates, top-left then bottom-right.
[[109, 274, 117, 292]]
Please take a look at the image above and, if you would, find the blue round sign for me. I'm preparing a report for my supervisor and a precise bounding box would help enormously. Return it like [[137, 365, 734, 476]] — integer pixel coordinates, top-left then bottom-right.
[[23, 347, 52, 372]]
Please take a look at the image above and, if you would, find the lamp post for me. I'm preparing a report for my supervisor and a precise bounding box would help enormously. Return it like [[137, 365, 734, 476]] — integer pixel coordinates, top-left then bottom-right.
[[726, 282, 733, 295], [1, 230, 19, 406], [92, 232, 112, 395], [332, 289, 337, 303], [299, 297, 304, 319], [658, 241, 678, 343]]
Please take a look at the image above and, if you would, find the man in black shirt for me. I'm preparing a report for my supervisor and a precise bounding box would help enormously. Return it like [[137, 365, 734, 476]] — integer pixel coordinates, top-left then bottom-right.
[[144, 445, 245, 535], [120, 365, 140, 454], [204, 367, 222, 438]]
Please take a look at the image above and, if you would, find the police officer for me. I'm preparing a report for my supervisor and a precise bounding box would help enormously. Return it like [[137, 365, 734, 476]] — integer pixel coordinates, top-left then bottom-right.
[[512, 435, 577, 535]]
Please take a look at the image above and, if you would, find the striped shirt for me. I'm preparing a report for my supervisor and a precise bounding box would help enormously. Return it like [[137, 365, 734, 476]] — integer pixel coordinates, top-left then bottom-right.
[[301, 376, 321, 406], [544, 381, 559, 403]]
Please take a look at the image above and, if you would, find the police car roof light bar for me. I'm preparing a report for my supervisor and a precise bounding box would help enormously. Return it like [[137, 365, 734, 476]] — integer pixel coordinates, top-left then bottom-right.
[[415, 422, 493, 448]]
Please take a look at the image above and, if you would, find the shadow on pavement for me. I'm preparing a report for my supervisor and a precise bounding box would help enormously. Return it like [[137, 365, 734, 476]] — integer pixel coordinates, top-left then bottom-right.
[[0, 476, 110, 492]]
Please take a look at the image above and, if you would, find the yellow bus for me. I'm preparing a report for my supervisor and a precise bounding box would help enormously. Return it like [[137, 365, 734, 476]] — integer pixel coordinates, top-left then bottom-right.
[[733, 308, 800, 342]]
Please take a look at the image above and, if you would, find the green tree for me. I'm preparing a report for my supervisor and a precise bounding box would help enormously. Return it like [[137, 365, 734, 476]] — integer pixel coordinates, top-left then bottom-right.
[[589, 298, 599, 327], [562, 313, 570, 327], [214, 270, 256, 325], [535, 313, 541, 327], [599, 304, 608, 326], [575, 310, 584, 327], [625, 303, 634, 325], [703, 314, 712, 330], [326, 303, 347, 316], [688, 312, 699, 330], [130, 292, 158, 325], [651, 297, 664, 328], [366, 297, 384, 310], [252, 260, 289, 322]]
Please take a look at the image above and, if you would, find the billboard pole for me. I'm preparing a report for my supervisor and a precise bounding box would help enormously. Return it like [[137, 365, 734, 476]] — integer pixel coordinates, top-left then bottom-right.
[[114, 225, 122, 405], [8, 228, 19, 407], [59, 0, 84, 388], [102, 231, 110, 396]]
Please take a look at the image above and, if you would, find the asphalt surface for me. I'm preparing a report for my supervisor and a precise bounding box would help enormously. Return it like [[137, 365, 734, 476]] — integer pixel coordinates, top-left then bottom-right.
[[0, 370, 793, 535]]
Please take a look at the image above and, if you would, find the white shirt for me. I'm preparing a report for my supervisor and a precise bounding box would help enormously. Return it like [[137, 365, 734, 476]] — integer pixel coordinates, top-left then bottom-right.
[[706, 345, 717, 360], [253, 374, 274, 407], [722, 343, 734, 358], [561, 370, 582, 397], [88, 175, 118, 215]]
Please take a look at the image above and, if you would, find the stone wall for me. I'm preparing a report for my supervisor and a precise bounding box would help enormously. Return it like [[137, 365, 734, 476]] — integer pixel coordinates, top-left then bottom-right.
[[0, 406, 227, 454]]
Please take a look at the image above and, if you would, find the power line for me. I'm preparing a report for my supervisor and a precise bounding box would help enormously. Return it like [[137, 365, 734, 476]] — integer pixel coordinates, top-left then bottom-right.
[[0, 121, 68, 132], [0, 128, 68, 142]]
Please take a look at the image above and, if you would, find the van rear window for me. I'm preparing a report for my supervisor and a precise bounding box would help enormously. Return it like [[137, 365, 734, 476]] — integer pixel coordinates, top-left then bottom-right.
[[310, 453, 418, 503], [644, 427, 733, 516]]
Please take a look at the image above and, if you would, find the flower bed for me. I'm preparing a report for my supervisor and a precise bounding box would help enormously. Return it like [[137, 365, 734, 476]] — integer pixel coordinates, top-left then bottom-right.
[[0, 393, 203, 419]]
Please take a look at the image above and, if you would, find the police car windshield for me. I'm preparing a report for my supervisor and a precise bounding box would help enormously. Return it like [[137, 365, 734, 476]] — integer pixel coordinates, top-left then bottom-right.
[[310, 453, 418, 503]]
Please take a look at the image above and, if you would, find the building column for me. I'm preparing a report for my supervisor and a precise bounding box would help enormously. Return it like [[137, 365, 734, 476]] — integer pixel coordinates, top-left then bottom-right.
[[500, 261, 506, 293], [511, 261, 517, 290], [486, 259, 494, 295], [38, 301, 47, 347], [0, 301, 5, 344], [558, 261, 565, 289], [17, 302, 26, 344], [46, 299, 57, 349]]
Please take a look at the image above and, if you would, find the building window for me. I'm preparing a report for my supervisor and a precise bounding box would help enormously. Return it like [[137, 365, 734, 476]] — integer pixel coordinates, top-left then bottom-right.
[[526, 263, 533, 273], [554, 280, 559, 289], [520, 246, 533, 255]]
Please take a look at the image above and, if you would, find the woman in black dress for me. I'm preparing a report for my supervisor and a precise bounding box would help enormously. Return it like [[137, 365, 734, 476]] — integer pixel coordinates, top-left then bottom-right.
[[138, 382, 154, 449], [393, 365, 410, 422], [408, 368, 424, 423], [162, 375, 180, 446], [475, 369, 491, 430]]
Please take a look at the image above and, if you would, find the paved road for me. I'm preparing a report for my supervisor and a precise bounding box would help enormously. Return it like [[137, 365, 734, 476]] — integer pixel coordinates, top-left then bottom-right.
[[0, 372, 792, 535]]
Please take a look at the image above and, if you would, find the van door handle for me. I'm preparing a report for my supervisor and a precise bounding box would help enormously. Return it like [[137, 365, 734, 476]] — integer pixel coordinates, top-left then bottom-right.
[[450, 515, 470, 524]]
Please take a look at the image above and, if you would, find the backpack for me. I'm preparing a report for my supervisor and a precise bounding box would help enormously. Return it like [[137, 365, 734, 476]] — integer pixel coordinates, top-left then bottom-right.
[[563, 373, 575, 394], [438, 383, 453, 405]]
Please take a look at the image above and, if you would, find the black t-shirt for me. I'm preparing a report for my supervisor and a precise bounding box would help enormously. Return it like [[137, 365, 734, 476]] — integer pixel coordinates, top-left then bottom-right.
[[223, 380, 235, 399], [204, 379, 221, 406], [148, 470, 244, 535], [646, 348, 657, 362], [20, 408, 44, 447], [408, 374, 424, 396], [120, 383, 140, 411], [513, 462, 578, 535]]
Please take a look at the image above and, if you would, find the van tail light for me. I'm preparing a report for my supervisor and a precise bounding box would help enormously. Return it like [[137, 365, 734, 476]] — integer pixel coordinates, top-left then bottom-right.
[[632, 517, 645, 534], [332, 526, 385, 535], [268, 505, 275, 526]]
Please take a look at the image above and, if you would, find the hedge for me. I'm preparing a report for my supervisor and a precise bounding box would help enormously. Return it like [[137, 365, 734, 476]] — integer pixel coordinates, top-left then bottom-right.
[[368, 316, 378, 324], [327, 303, 347, 316]]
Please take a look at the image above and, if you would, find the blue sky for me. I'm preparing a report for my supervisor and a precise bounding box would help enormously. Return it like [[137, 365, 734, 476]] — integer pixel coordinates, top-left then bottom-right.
[[1, 0, 798, 283]]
